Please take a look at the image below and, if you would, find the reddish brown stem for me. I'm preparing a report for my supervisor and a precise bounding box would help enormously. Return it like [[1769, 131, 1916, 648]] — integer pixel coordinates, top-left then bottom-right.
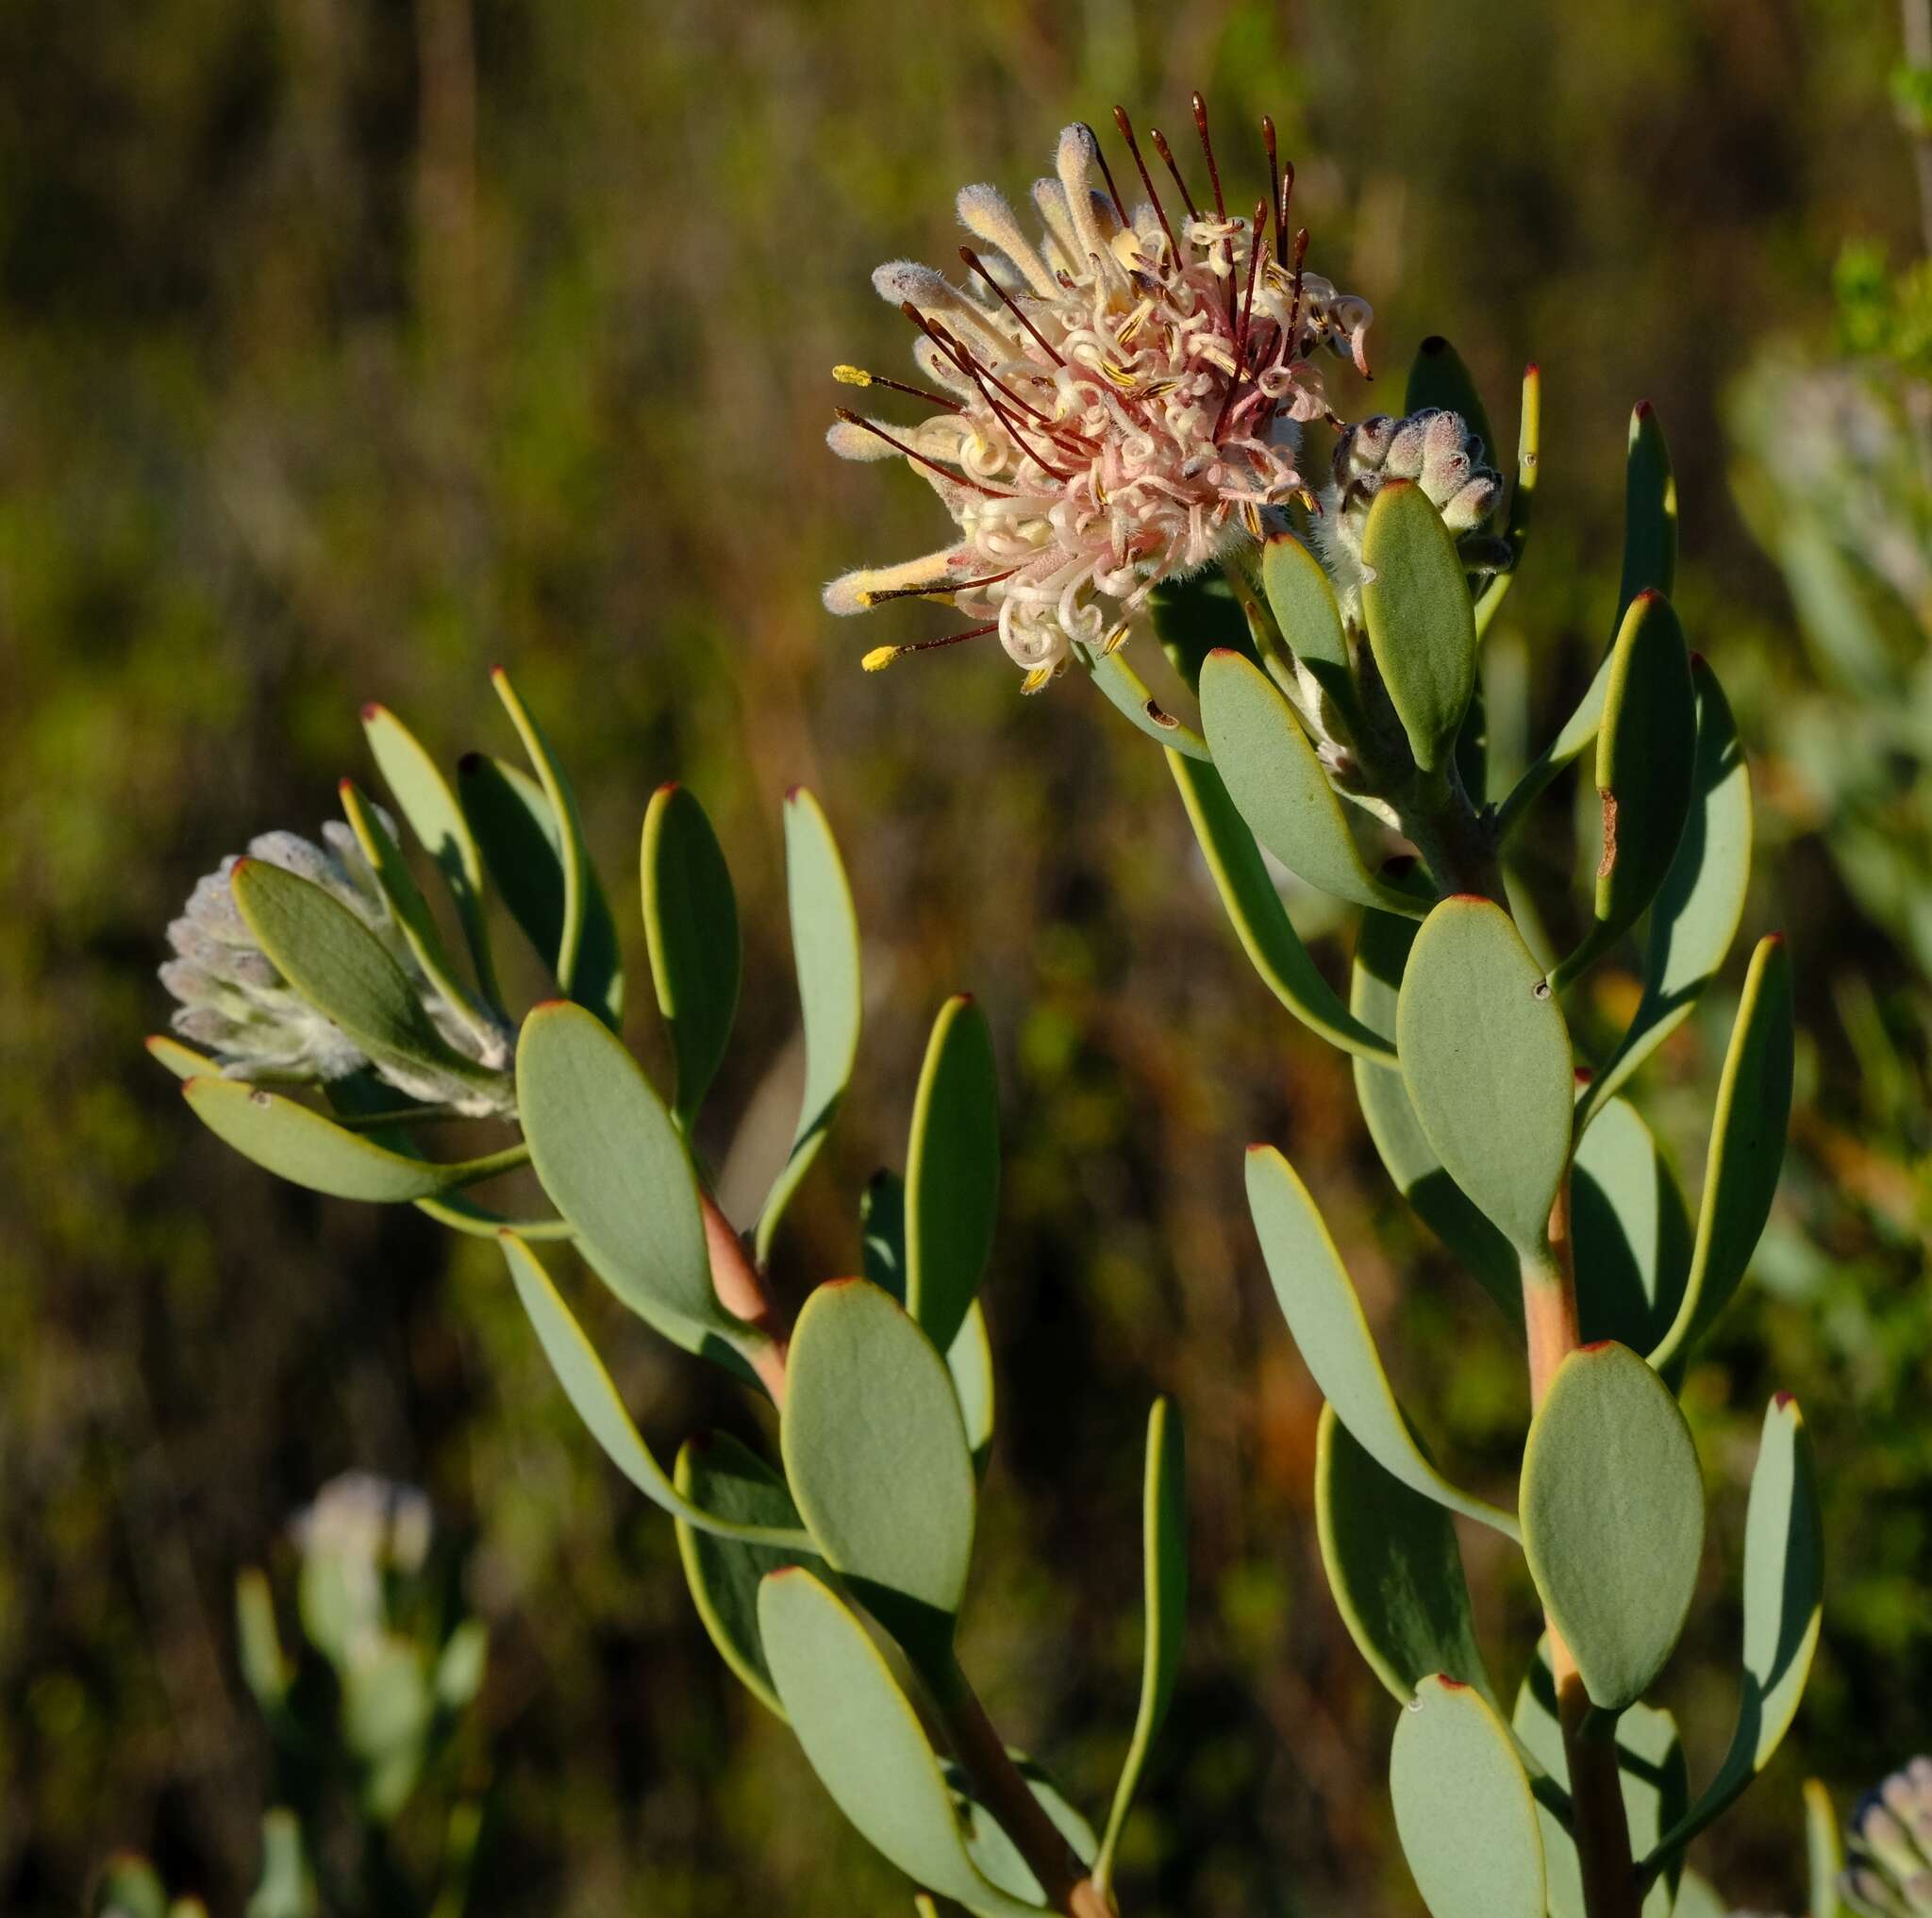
[[701, 1192, 790, 1403]]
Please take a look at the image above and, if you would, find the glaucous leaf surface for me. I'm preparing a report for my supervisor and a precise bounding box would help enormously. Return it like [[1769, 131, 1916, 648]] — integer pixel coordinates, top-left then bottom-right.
[[1641, 1395, 1822, 1874], [1170, 749, 1395, 1063], [515, 1000, 728, 1336], [1521, 1343, 1705, 1711], [1396, 895, 1574, 1259], [780, 1278, 976, 1670], [758, 1569, 1043, 1916], [1649, 934, 1793, 1370], [905, 994, 1000, 1357], [641, 781, 741, 1131], [1246, 1145, 1518, 1537], [183, 1077, 525, 1202], [1315, 1403, 1492, 1705], [757, 788, 862, 1260], [1361, 480, 1479, 776], [1199, 648, 1424, 915], [1391, 1676, 1545, 1918]]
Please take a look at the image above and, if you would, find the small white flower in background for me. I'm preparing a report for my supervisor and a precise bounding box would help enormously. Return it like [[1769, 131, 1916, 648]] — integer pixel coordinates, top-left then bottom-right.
[[291, 1471, 436, 1665], [1843, 1756, 1932, 1918], [160, 811, 512, 1114], [1313, 408, 1503, 620], [825, 98, 1373, 689]]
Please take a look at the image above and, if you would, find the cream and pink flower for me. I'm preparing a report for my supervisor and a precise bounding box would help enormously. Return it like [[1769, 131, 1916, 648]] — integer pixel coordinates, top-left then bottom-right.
[[824, 102, 1373, 689]]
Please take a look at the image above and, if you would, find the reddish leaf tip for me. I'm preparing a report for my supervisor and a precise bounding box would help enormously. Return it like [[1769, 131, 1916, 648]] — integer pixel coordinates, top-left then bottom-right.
[[1436, 1676, 1471, 1690], [1764, 930, 1788, 947], [1635, 398, 1656, 420], [1580, 1339, 1615, 1354], [784, 783, 805, 802], [528, 997, 573, 1013], [359, 702, 384, 722], [1574, 1066, 1594, 1086], [1633, 587, 1664, 607], [1206, 645, 1241, 659], [1689, 650, 1707, 669], [655, 779, 680, 796], [1524, 360, 1541, 377], [1774, 1390, 1796, 1410]]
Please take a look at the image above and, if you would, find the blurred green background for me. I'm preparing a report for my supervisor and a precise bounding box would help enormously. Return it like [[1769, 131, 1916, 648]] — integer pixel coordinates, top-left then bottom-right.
[[3, 0, 1929, 1911]]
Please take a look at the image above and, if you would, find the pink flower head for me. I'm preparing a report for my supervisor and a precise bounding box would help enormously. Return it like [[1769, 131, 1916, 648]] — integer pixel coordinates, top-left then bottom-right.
[[824, 102, 1374, 690]]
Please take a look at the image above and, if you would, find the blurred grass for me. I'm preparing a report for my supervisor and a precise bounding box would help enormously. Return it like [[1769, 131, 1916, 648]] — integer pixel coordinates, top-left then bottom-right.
[[1, 1, 1928, 1913]]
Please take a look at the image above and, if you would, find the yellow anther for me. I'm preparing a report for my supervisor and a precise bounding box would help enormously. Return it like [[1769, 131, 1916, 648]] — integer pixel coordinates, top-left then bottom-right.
[[861, 645, 901, 673], [833, 365, 874, 387]]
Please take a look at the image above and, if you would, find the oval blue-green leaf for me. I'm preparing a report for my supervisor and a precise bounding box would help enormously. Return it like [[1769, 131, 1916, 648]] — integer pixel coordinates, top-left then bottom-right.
[[757, 788, 862, 1261], [1396, 895, 1574, 1259], [1361, 480, 1478, 776], [184, 1076, 526, 1202], [1200, 648, 1424, 916], [1521, 1342, 1705, 1711], [905, 994, 1000, 1357], [1640, 1394, 1822, 1878], [674, 1431, 824, 1718], [1649, 934, 1793, 1370], [1171, 750, 1395, 1062], [757, 1568, 1044, 1915], [641, 781, 741, 1130], [781, 1278, 975, 1672], [1579, 657, 1752, 1125], [497, 1231, 810, 1550], [1246, 1145, 1517, 1538], [1316, 1402, 1492, 1706], [1391, 1675, 1545, 1918], [515, 999, 730, 1335]]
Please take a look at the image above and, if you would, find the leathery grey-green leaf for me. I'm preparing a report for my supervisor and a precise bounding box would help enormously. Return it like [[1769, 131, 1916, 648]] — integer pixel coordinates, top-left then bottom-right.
[[757, 787, 861, 1261], [491, 665, 623, 1026], [183, 1077, 525, 1202], [1391, 1675, 1545, 1918], [1514, 1639, 1688, 1918], [862, 1170, 995, 1476], [757, 1569, 1043, 1916], [1245, 1145, 1518, 1538], [641, 781, 741, 1131], [1550, 591, 1696, 992], [904, 994, 1000, 1357], [1571, 1094, 1692, 1356], [1521, 1342, 1705, 1710], [780, 1278, 975, 1672], [1495, 399, 1674, 838], [362, 701, 498, 1001], [1580, 656, 1752, 1126], [1199, 648, 1424, 916], [497, 1231, 811, 1550], [674, 1431, 824, 1719], [1169, 749, 1395, 1064], [515, 999, 729, 1335], [337, 778, 496, 1046], [1396, 895, 1574, 1258], [1361, 479, 1478, 776], [1077, 641, 1211, 759], [1094, 1397, 1187, 1895], [1350, 908, 1522, 1322], [1316, 1403, 1492, 1706], [1640, 1394, 1822, 1877], [1260, 529, 1354, 706], [1649, 934, 1793, 1370], [230, 859, 500, 1095]]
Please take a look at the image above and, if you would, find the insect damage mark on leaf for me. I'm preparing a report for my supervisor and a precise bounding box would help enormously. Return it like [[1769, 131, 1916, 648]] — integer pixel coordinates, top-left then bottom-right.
[[1598, 790, 1619, 879]]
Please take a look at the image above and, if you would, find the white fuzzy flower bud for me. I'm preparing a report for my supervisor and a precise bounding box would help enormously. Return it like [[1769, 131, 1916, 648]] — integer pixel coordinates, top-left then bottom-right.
[[161, 809, 512, 1113]]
